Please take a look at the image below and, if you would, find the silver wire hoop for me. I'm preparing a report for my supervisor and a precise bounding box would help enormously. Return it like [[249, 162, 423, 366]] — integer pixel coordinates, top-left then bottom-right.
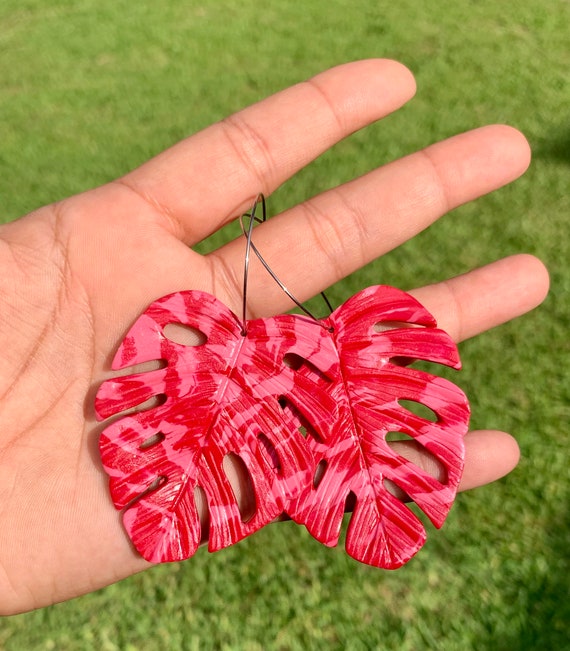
[[239, 194, 333, 335]]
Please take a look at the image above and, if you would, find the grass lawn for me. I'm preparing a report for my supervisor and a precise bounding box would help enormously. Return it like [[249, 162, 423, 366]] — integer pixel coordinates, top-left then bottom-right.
[[0, 1, 568, 649]]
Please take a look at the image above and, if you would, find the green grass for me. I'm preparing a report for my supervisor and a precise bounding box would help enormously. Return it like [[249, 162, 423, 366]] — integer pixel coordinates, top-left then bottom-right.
[[0, 0, 568, 649]]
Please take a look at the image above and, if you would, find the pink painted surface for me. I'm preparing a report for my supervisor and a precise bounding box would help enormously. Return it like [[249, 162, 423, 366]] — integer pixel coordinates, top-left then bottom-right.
[[95, 285, 469, 567]]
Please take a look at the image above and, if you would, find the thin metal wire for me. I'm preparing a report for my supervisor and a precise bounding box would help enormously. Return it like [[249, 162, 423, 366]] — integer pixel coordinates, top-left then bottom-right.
[[240, 193, 265, 334], [239, 194, 333, 334]]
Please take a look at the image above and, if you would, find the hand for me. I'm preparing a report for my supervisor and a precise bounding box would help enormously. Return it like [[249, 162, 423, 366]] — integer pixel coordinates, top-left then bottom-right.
[[0, 59, 548, 615]]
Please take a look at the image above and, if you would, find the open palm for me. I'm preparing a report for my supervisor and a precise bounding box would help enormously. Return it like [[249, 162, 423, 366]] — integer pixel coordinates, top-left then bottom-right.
[[0, 60, 548, 615]]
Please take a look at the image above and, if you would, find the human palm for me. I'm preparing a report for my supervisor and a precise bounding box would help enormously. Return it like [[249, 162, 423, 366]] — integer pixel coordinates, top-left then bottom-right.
[[0, 60, 548, 615]]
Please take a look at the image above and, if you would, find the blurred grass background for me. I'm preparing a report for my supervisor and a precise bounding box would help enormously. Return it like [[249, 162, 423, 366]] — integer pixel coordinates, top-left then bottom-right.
[[0, 0, 568, 649]]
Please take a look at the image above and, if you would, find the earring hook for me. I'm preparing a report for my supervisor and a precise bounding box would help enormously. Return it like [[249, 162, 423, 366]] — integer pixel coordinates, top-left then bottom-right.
[[239, 194, 333, 335], [240, 193, 265, 335]]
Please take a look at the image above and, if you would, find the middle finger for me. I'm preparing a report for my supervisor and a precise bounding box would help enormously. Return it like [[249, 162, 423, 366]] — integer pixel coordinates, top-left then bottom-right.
[[211, 124, 530, 318]]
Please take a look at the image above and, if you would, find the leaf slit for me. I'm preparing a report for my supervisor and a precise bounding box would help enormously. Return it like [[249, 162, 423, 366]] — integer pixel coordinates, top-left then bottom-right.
[[283, 353, 332, 383], [120, 392, 168, 418], [398, 399, 438, 423], [383, 478, 410, 502], [345, 490, 357, 514], [283, 352, 304, 370], [277, 396, 323, 443], [386, 434, 449, 486], [139, 431, 166, 450], [223, 453, 257, 523], [313, 459, 327, 489], [194, 486, 210, 543], [164, 323, 207, 346], [373, 321, 422, 332], [124, 474, 168, 510], [112, 359, 167, 377], [257, 433, 282, 474]]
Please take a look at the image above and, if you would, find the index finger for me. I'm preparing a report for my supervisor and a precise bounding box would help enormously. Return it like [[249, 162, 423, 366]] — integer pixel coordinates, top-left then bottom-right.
[[117, 60, 416, 244]]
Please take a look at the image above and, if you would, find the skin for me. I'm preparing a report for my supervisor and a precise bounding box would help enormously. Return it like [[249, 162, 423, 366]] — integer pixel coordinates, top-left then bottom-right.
[[0, 59, 549, 615]]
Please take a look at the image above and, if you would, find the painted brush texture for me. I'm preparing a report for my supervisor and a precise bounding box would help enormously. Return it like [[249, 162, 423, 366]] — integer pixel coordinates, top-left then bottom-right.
[[96, 286, 469, 567]]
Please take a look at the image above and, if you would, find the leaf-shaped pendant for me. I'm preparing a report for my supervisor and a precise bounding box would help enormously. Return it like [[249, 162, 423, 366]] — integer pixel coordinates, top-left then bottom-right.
[[95, 290, 319, 562], [284, 285, 470, 568], [95, 285, 469, 567]]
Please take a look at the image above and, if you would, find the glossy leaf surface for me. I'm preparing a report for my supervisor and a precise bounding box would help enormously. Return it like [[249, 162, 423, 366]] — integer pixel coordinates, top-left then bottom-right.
[[286, 285, 470, 568], [96, 286, 469, 567], [95, 291, 320, 562]]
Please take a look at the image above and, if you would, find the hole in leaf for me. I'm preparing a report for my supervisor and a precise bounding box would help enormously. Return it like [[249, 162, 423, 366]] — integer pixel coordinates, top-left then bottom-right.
[[115, 393, 167, 420], [277, 397, 323, 444], [139, 431, 166, 450], [223, 453, 256, 523], [258, 433, 282, 474], [136, 393, 167, 412], [283, 352, 304, 370], [313, 459, 327, 489], [385, 430, 413, 443], [390, 356, 416, 368], [283, 353, 331, 383], [122, 474, 168, 511], [387, 435, 449, 485], [164, 323, 207, 346], [194, 485, 210, 543], [299, 416, 322, 444], [114, 359, 167, 377], [298, 418, 324, 443], [383, 478, 411, 502], [398, 399, 438, 423], [126, 474, 168, 509], [345, 490, 357, 514], [147, 474, 168, 492], [373, 321, 421, 333]]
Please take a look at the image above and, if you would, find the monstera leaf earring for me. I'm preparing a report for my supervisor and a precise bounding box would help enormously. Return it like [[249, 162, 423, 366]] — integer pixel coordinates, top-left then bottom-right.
[[95, 194, 470, 568]]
